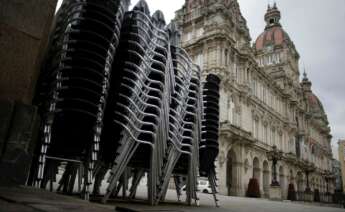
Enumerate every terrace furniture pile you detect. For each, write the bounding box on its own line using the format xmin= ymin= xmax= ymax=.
xmin=31 ymin=0 xmax=220 ymax=207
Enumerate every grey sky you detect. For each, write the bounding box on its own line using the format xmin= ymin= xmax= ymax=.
xmin=56 ymin=0 xmax=345 ymax=159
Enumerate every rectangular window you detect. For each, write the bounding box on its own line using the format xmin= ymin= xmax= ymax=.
xmin=277 ymin=53 xmax=281 ymax=63
xmin=254 ymin=120 xmax=259 ymax=138
xmin=187 ymin=32 xmax=193 ymax=40
xmin=195 ymin=52 xmax=204 ymax=69
xmin=264 ymin=126 xmax=268 ymax=143
xmin=196 ymin=28 xmax=204 ymax=37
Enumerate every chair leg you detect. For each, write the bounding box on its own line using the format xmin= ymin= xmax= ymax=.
xmin=208 ymin=171 xmax=219 ymax=207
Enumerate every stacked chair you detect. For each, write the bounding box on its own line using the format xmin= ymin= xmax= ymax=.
xmin=154 ymin=40 xmax=202 ymax=205
xmin=199 ymin=74 xmax=221 ymax=207
xmin=33 ymin=0 xmax=130 ymax=199
xmin=100 ymin=1 xmax=170 ymax=205
xmin=32 ymin=0 xmax=220 ymax=207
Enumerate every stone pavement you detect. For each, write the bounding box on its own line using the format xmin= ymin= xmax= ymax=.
xmin=0 ymin=186 xmax=114 ymax=212
xmin=114 ymin=190 xmax=344 ymax=212
xmin=0 ymin=186 xmax=343 ymax=212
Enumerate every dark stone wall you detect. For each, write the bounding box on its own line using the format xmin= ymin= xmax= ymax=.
xmin=0 ymin=0 xmax=57 ymax=104
xmin=0 ymin=101 xmax=15 ymax=157
xmin=0 ymin=0 xmax=57 ymax=185
xmin=0 ymin=102 xmax=40 ymax=186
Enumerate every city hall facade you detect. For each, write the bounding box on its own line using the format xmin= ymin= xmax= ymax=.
xmin=175 ymin=0 xmax=334 ymax=199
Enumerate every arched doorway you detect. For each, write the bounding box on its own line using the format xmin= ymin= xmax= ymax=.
xmin=253 ymin=157 xmax=260 ymax=183
xmin=263 ymin=161 xmax=270 ymax=197
xmin=226 ymin=149 xmax=237 ymax=196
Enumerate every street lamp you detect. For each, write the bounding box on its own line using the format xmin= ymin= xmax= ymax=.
xmin=322 ymin=171 xmax=333 ymax=194
xmin=302 ymin=161 xmax=316 ymax=192
xmin=267 ymin=145 xmax=283 ymax=186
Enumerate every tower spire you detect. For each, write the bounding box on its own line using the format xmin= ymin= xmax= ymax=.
xmin=302 ymin=63 xmax=309 ymax=81
xmin=301 ymin=66 xmax=312 ymax=91
xmin=264 ymin=2 xmax=281 ymax=29
xmin=303 ymin=69 xmax=308 ymax=80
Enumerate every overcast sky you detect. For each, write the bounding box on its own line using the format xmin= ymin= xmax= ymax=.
xmin=56 ymin=0 xmax=345 ymax=159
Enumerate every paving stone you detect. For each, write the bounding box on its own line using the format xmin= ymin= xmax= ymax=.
xmin=0 ymin=186 xmax=343 ymax=212
xmin=0 ymin=199 xmax=40 ymax=212
xmin=0 ymin=186 xmax=114 ymax=212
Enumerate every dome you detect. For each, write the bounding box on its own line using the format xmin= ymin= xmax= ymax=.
xmin=302 ymin=72 xmax=328 ymax=123
xmin=254 ymin=3 xmax=292 ymax=51
xmin=307 ymin=92 xmax=330 ymax=125
xmin=255 ymin=27 xmax=291 ymax=51
xmin=307 ymin=93 xmax=325 ymax=114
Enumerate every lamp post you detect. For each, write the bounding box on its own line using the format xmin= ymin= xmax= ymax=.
xmin=322 ymin=171 xmax=334 ymax=203
xmin=267 ymin=145 xmax=283 ymax=186
xmin=322 ymin=171 xmax=333 ymax=194
xmin=302 ymin=161 xmax=315 ymax=192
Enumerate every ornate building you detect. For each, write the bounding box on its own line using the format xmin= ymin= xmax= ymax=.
xmin=175 ymin=0 xmax=334 ymax=199
xmin=338 ymin=139 xmax=345 ymax=192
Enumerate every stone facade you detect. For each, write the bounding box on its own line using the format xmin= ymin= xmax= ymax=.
xmin=338 ymin=140 xmax=345 ymax=192
xmin=0 ymin=0 xmax=58 ymax=104
xmin=0 ymin=0 xmax=57 ymax=185
xmin=175 ymin=0 xmax=334 ymax=199
xmin=332 ymin=158 xmax=343 ymax=192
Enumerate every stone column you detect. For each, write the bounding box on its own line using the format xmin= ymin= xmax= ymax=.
xmin=233 ymin=161 xmax=244 ymax=196
xmin=216 ymin=157 xmax=227 ymax=195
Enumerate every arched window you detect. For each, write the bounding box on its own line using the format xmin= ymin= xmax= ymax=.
xmin=311 ymin=145 xmax=316 ymax=154
xmin=225 ymin=49 xmax=229 ymax=66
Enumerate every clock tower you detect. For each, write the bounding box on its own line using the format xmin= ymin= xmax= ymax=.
xmin=254 ymin=3 xmax=300 ymax=90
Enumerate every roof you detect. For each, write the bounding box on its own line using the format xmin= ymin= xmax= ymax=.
xmin=308 ymin=93 xmax=326 ymax=114
xmin=255 ymin=26 xmax=291 ymax=51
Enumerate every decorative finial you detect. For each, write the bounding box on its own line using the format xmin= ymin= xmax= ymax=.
xmin=264 ymin=0 xmax=281 ymax=28
xmin=303 ymin=65 xmax=309 ymax=81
